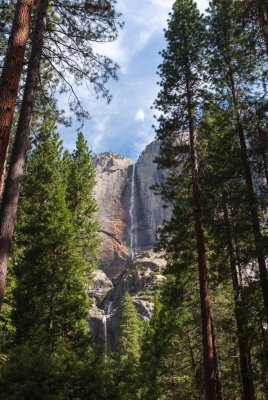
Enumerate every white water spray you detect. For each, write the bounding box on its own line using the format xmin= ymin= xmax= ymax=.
xmin=129 ymin=163 xmax=136 ymax=260
xmin=102 ymin=302 xmax=113 ymax=358
xmin=102 ymin=315 xmax=108 ymax=358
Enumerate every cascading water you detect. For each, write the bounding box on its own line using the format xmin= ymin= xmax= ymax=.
xmin=102 ymin=301 xmax=113 ymax=358
xmin=129 ymin=163 xmax=136 ymax=260
xmin=102 ymin=315 xmax=108 ymax=358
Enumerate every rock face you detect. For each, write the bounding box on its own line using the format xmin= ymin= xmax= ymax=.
xmin=93 ymin=141 xmax=171 ymax=278
xmin=135 ymin=140 xmax=172 ymax=250
xmin=93 ymin=152 xmax=133 ymax=279
xmin=90 ymin=140 xmax=171 ymax=351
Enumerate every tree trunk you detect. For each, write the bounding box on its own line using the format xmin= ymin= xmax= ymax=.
xmin=211 ymin=318 xmax=224 ymax=400
xmin=222 ymin=193 xmax=255 ymax=400
xmin=229 ymin=70 xmax=268 ymax=343
xmin=0 ymin=0 xmax=49 ymax=311
xmin=257 ymin=126 xmax=268 ymax=189
xmin=186 ymin=78 xmax=218 ymax=400
xmin=0 ymin=0 xmax=35 ymax=196
xmin=255 ymin=0 xmax=268 ymax=57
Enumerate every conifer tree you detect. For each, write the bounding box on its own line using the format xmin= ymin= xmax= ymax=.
xmin=14 ymin=123 xmax=92 ymax=343
xmin=0 ymin=121 xmax=94 ymax=398
xmin=116 ymin=291 xmax=143 ymax=400
xmin=198 ymin=104 xmax=258 ymax=399
xmin=65 ymin=132 xmax=99 ymax=263
xmin=0 ymin=0 xmax=49 ymax=312
xmin=0 ymin=0 xmax=35 ymax=196
xmin=0 ymin=0 xmax=121 ymax=310
xmin=0 ymin=0 xmax=122 ymax=191
xmin=207 ymin=0 xmax=268 ymax=364
xmin=250 ymin=0 xmax=268 ymax=56
xmin=117 ymin=292 xmax=143 ymax=363
xmin=154 ymin=1 xmax=220 ymax=398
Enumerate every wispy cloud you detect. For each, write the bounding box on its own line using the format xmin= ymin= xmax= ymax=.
xmin=60 ymin=0 xmax=209 ymax=159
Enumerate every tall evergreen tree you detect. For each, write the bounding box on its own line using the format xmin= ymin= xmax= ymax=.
xmin=0 ymin=0 xmax=35 ymax=196
xmin=65 ymin=132 xmax=99 ymax=263
xmin=115 ymin=291 xmax=143 ymax=400
xmin=0 ymin=0 xmax=49 ymax=312
xmin=207 ymin=0 xmax=268 ymax=366
xmin=198 ymin=103 xmax=259 ymax=399
xmin=0 ymin=0 xmax=121 ymax=310
xmin=117 ymin=292 xmax=143 ymax=362
xmin=154 ymin=1 xmax=221 ymax=398
xmin=0 ymin=122 xmax=95 ymax=398
xmin=0 ymin=0 xmax=122 ymax=190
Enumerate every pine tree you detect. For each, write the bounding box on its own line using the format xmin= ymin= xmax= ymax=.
xmin=198 ymin=103 xmax=259 ymax=399
xmin=65 ymin=132 xmax=99 ymax=263
xmin=207 ymin=0 xmax=268 ymax=369
xmin=154 ymin=1 xmax=221 ymax=398
xmin=0 ymin=121 xmax=94 ymax=398
xmin=0 ymin=0 xmax=35 ymax=196
xmin=0 ymin=0 xmax=49 ymax=312
xmin=251 ymin=0 xmax=268 ymax=56
xmin=115 ymin=291 xmax=143 ymax=400
xmin=0 ymin=0 xmax=122 ymax=191
xmin=117 ymin=292 xmax=143 ymax=362
xmin=0 ymin=0 xmax=121 ymax=310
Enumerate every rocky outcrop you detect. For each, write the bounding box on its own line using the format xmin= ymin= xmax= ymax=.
xmin=89 ymin=270 xmax=113 ymax=304
xmin=89 ymin=250 xmax=167 ymax=349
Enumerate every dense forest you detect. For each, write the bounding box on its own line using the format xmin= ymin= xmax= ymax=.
xmin=0 ymin=0 xmax=268 ymax=399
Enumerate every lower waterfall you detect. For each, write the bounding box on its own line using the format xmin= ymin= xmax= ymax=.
xmin=129 ymin=163 xmax=136 ymax=260
xmin=102 ymin=302 xmax=113 ymax=358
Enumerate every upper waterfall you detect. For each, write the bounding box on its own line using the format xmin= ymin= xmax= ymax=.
xmin=129 ymin=163 xmax=136 ymax=260
xmin=92 ymin=140 xmax=172 ymax=279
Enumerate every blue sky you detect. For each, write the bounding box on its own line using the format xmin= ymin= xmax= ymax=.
xmin=60 ymin=0 xmax=209 ymax=160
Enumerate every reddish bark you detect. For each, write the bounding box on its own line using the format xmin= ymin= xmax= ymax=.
xmin=186 ymin=78 xmax=218 ymax=400
xmin=229 ymin=70 xmax=268 ymax=329
xmin=0 ymin=0 xmax=35 ymax=196
xmin=0 ymin=0 xmax=49 ymax=310
xmin=255 ymin=0 xmax=268 ymax=57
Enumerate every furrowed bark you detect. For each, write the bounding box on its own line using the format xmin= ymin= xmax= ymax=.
xmin=186 ymin=77 xmax=219 ymax=400
xmin=229 ymin=70 xmax=268 ymax=341
xmin=0 ymin=0 xmax=35 ymax=196
xmin=255 ymin=0 xmax=268 ymax=57
xmin=0 ymin=0 xmax=49 ymax=311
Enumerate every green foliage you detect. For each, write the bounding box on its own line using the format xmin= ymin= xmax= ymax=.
xmin=13 ymin=123 xmax=91 ymax=344
xmin=117 ymin=292 xmax=143 ymax=363
xmin=0 ymin=339 xmax=94 ymax=400
xmin=148 ymin=0 xmax=268 ymax=398
xmin=0 ymin=118 xmax=100 ymax=398
xmin=113 ymin=292 xmax=143 ymax=400
xmin=154 ymin=0 xmax=206 ymax=171
xmin=65 ymin=132 xmax=100 ymax=264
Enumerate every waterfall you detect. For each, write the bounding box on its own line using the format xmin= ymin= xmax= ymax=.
xmin=102 ymin=301 xmax=113 ymax=358
xmin=129 ymin=163 xmax=136 ymax=260
xmin=102 ymin=315 xmax=108 ymax=359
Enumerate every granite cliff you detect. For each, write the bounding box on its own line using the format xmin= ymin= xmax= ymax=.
xmin=92 ymin=140 xmax=171 ymax=277
xmin=89 ymin=140 xmax=171 ymax=351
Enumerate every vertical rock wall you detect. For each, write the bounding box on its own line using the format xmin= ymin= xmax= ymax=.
xmin=93 ymin=152 xmax=133 ymax=279
xmin=135 ymin=140 xmax=172 ymax=250
xmin=93 ymin=140 xmax=171 ymax=279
